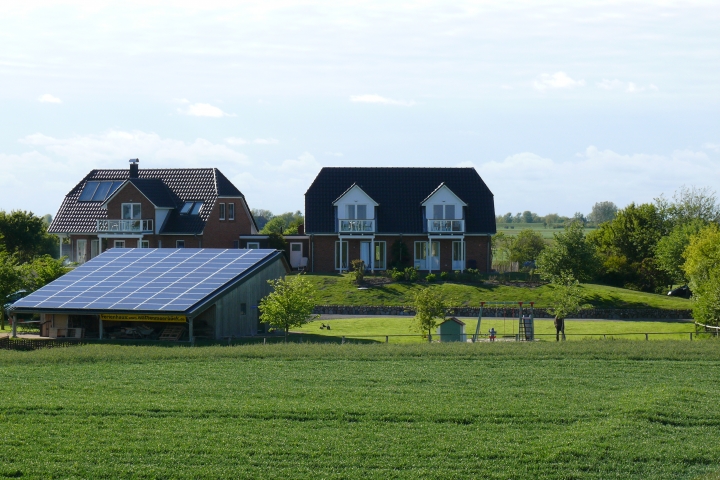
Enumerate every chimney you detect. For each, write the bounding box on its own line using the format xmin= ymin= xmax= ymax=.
xmin=129 ymin=158 xmax=139 ymax=178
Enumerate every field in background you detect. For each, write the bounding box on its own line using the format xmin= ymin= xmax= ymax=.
xmin=1 ymin=342 xmax=719 ymax=479
xmin=495 ymin=222 xmax=598 ymax=239
xmin=304 ymin=274 xmax=692 ymax=310
xmin=296 ymin=317 xmax=696 ymax=343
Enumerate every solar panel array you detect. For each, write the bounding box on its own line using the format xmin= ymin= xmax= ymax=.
xmin=13 ymin=248 xmax=277 ymax=313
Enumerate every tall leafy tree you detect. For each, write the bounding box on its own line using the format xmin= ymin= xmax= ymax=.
xmin=412 ymin=288 xmax=447 ymax=339
xmin=587 ymin=201 xmax=618 ymax=224
xmin=655 ymin=219 xmax=707 ymax=284
xmin=0 ymin=253 xmax=22 ymax=330
xmin=682 ymin=223 xmax=720 ymax=326
xmin=0 ymin=210 xmax=58 ymax=262
xmin=656 ymin=185 xmax=720 ymax=225
xmin=536 ymin=221 xmax=598 ymax=282
xmin=509 ymin=229 xmax=546 ymax=265
xmin=547 ymin=273 xmax=591 ymax=341
xmin=259 ymin=275 xmax=318 ymax=341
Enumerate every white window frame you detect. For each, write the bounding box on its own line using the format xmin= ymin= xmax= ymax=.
xmin=140 ymin=240 xmax=150 ymax=248
xmin=335 ymin=240 xmax=349 ymax=271
xmin=90 ymin=239 xmax=100 ymax=259
xmin=176 ymin=240 xmax=185 ymax=248
xmin=122 ymin=203 xmax=142 ymax=220
xmin=114 ymin=240 xmax=125 ymax=248
xmin=247 ymin=242 xmax=260 ymax=249
xmin=219 ymin=203 xmax=226 ymax=220
xmin=374 ymin=241 xmax=386 ymax=270
xmin=228 ymin=203 xmax=235 ymax=221
xmin=76 ymin=239 xmax=87 ymax=264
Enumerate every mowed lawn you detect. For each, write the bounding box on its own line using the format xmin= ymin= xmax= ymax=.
xmin=305 ymin=274 xmax=692 ymax=309
xmin=296 ymin=317 xmax=697 ymax=343
xmin=1 ymin=342 xmax=720 ymax=479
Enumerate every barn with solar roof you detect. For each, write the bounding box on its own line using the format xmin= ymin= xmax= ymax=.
xmin=8 ymin=248 xmax=289 ymax=342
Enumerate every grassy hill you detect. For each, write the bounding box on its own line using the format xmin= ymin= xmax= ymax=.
xmin=1 ymin=342 xmax=719 ymax=479
xmin=303 ymin=273 xmax=692 ymax=310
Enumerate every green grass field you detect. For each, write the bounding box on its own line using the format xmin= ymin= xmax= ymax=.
xmin=1 ymin=342 xmax=719 ymax=479
xmin=496 ymin=223 xmax=598 ymax=239
xmin=296 ymin=317 xmax=696 ymax=343
xmin=305 ymin=274 xmax=692 ymax=310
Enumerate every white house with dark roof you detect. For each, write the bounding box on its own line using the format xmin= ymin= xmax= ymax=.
xmin=49 ymin=159 xmax=258 ymax=264
xmin=301 ymin=167 xmax=496 ymax=273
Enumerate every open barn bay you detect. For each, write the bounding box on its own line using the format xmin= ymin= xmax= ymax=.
xmin=1 ymin=342 xmax=720 ymax=479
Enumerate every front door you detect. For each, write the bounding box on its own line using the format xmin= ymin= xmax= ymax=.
xmin=290 ymin=242 xmax=303 ymax=269
xmin=452 ymin=241 xmax=465 ymax=270
xmin=360 ymin=242 xmax=371 ymax=269
xmin=429 ymin=241 xmax=440 ymax=271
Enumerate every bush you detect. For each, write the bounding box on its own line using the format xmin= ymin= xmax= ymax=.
xmin=404 ymin=267 xmax=419 ymax=282
xmin=440 ymin=271 xmax=448 ymax=281
xmin=349 ymin=259 xmax=365 ymax=284
xmin=388 ymin=268 xmax=405 ymax=282
xmin=425 ymin=273 xmax=436 ymax=283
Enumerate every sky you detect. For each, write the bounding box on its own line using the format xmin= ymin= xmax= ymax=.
xmin=1 ymin=0 xmax=719 ymax=218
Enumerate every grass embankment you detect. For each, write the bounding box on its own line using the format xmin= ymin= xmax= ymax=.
xmin=297 ymin=317 xmax=696 ymax=343
xmin=305 ymin=274 xmax=692 ymax=309
xmin=1 ymin=342 xmax=719 ymax=479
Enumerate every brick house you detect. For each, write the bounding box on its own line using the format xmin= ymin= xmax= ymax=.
xmin=302 ymin=167 xmax=496 ymax=273
xmin=48 ymin=159 xmax=258 ymax=263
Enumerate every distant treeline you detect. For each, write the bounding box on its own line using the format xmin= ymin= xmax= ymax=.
xmin=496 ymin=201 xmax=618 ymax=226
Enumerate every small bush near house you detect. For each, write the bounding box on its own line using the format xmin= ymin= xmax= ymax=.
xmin=404 ymin=267 xmax=419 ymax=282
xmin=440 ymin=271 xmax=449 ymax=281
xmin=388 ymin=268 xmax=405 ymax=282
xmin=350 ymin=259 xmax=365 ymax=284
xmin=425 ymin=273 xmax=436 ymax=283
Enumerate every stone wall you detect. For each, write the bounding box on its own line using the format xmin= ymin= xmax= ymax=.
xmin=313 ymin=305 xmax=693 ymax=320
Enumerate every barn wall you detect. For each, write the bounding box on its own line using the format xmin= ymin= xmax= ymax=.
xmin=213 ymin=257 xmax=288 ymax=338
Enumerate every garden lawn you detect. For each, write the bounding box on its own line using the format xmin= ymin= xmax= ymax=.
xmin=305 ymin=274 xmax=692 ymax=309
xmin=296 ymin=317 xmax=696 ymax=343
xmin=1 ymin=342 xmax=720 ymax=479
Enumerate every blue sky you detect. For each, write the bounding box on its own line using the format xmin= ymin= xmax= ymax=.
xmin=1 ymin=0 xmax=719 ymax=217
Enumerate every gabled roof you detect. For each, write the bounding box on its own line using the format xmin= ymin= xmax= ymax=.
xmin=332 ymin=183 xmax=379 ymax=206
xmin=10 ymin=248 xmax=288 ymax=316
xmin=104 ymin=178 xmax=178 ymax=209
xmin=421 ymin=182 xmax=467 ymax=207
xmin=305 ymin=167 xmax=496 ymax=234
xmin=49 ymin=168 xmax=244 ymax=234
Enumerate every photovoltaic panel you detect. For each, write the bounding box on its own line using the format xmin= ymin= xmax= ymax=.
xmin=12 ymin=248 xmax=279 ymax=313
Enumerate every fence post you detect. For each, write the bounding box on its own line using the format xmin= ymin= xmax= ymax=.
xmin=690 ymin=332 xmax=693 ymax=341
xmin=645 ymin=333 xmax=648 ymax=341
xmin=342 ymin=336 xmax=345 ymax=345
xmin=263 ymin=337 xmax=266 ymax=345
xmin=385 ymin=335 xmax=389 ymax=343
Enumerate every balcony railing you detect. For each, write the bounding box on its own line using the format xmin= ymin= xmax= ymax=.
xmin=428 ymin=219 xmax=465 ymax=233
xmin=97 ymin=219 xmax=154 ymax=233
xmin=339 ymin=219 xmax=375 ymax=233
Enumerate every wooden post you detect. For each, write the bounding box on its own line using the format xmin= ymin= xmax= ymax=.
xmin=385 ymin=335 xmax=389 ymax=343
xmin=645 ymin=333 xmax=648 ymax=341
xmin=11 ymin=314 xmax=17 ymax=339
xmin=341 ymin=336 xmax=345 ymax=344
xmin=99 ymin=318 xmax=104 ymax=340
xmin=188 ymin=317 xmax=194 ymax=344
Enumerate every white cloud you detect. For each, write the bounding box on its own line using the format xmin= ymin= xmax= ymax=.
xmin=533 ymin=72 xmax=585 ymax=92
xmin=37 ymin=94 xmax=61 ymax=103
xmin=464 ymin=146 xmax=720 ymax=215
xmin=704 ymin=143 xmax=720 ymax=153
xmin=253 ymin=138 xmax=278 ymax=145
xmin=178 ymin=102 xmax=235 ymax=117
xmin=349 ymin=94 xmax=415 ymax=106
xmin=596 ymin=79 xmax=660 ymax=93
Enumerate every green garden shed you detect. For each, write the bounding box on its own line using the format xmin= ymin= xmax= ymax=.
xmin=436 ymin=317 xmax=466 ymax=342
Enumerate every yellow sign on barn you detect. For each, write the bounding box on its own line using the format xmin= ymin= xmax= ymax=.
xmin=100 ymin=314 xmax=187 ymax=323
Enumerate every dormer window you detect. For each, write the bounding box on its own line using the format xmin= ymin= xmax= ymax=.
xmin=433 ymin=204 xmax=455 ymax=219
xmin=346 ymin=204 xmax=367 ymax=219
xmin=79 ymin=181 xmax=123 ymax=202
xmin=181 ymin=201 xmax=203 ymax=215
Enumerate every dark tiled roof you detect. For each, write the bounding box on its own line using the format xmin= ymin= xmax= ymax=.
xmin=304 ymin=167 xmax=496 ymax=234
xmin=125 ymin=179 xmax=177 ymax=208
xmin=49 ymin=168 xmax=244 ymax=234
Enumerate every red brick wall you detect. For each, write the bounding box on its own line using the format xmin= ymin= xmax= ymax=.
xmin=465 ymin=236 xmax=491 ymax=272
xmin=202 ymin=198 xmax=254 ymax=248
xmin=106 ymin=184 xmax=155 ymax=221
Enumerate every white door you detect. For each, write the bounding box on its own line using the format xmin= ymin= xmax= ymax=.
xmin=429 ymin=241 xmax=440 ymax=271
xmin=452 ymin=241 xmax=465 ymax=270
xmin=360 ymin=242 xmax=371 ymax=269
xmin=76 ymin=239 xmax=87 ymax=264
xmin=290 ymin=243 xmax=303 ymax=269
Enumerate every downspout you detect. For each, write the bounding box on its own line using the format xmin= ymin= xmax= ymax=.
xmin=311 ymin=234 xmax=314 ymax=273
xmin=487 ymin=235 xmax=491 ymax=272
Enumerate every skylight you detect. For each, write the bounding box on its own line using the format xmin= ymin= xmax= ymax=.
xmin=181 ymin=201 xmax=203 ymax=215
xmin=78 ymin=181 xmax=124 ymax=202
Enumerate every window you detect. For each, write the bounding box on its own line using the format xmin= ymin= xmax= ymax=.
xmin=433 ymin=204 xmax=456 ymax=219
xmin=76 ymin=239 xmax=87 ymax=264
xmin=180 ymin=202 xmax=193 ymax=214
xmin=240 ymin=303 xmax=247 ymax=315
xmin=346 ymin=204 xmax=367 ymax=219
xmin=180 ymin=201 xmax=203 ymax=215
xmin=78 ymin=181 xmax=123 ymax=202
xmin=374 ymin=241 xmax=386 ymax=270
xmin=122 ymin=203 xmax=141 ymax=220
xmin=219 ymin=203 xmax=226 ymax=220
xmin=247 ymin=242 xmax=260 ymax=249
xmin=140 ymin=240 xmax=150 ymax=248
xmin=190 ymin=202 xmax=203 ymax=215
xmin=291 ymin=243 xmax=301 ymax=252
xmin=228 ymin=203 xmax=235 ymax=220
xmin=114 ymin=240 xmax=125 ymax=248
xmin=335 ymin=240 xmax=348 ymax=270
xmin=414 ymin=241 xmax=427 ymax=261
xmin=90 ymin=239 xmax=100 ymax=259
xmin=176 ymin=240 xmax=185 ymax=248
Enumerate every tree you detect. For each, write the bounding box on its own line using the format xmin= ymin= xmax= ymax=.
xmin=546 ymin=273 xmax=590 ymax=341
xmin=21 ymin=255 xmax=71 ymax=293
xmin=509 ymin=229 xmax=546 ymax=266
xmin=522 ymin=211 xmax=534 ymax=223
xmin=587 ymin=201 xmax=618 ymax=224
xmin=251 ymin=209 xmax=274 ymax=230
xmin=259 ymin=275 xmax=318 ymax=341
xmin=412 ymin=288 xmax=447 ymax=339
xmin=682 ymin=224 xmax=720 ymax=326
xmin=390 ymin=240 xmax=410 ymax=268
xmin=501 ymin=212 xmax=513 ymax=223
xmin=656 ymin=185 xmax=720 ymax=225
xmin=573 ymin=212 xmax=587 ymax=226
xmin=0 ymin=253 xmax=22 ymax=330
xmin=491 ymin=232 xmax=513 ymax=271
xmin=0 ymin=210 xmax=58 ymax=262
xmin=536 ymin=221 xmax=598 ymax=282
xmin=655 ymin=219 xmax=707 ymax=284
xmin=259 ymin=211 xmax=304 ymax=235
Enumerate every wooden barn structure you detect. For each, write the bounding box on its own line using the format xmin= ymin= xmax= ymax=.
xmin=9 ymin=248 xmax=289 ymax=342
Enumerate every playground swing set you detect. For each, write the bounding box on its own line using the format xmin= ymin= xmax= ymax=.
xmin=472 ymin=301 xmax=535 ymax=342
